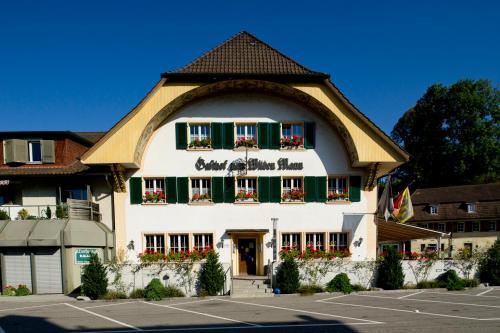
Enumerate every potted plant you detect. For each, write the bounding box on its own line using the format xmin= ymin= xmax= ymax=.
xmin=235 ymin=137 xmax=257 ymax=148
xmin=143 ymin=191 xmax=166 ymax=203
xmin=191 ymin=193 xmax=211 ymax=202
xmin=282 ymin=189 xmax=305 ymax=202
xmin=235 ymin=190 xmax=258 ymax=202
xmin=280 ymin=135 xmax=303 ymax=148
xmin=189 ymin=138 xmax=211 ymax=149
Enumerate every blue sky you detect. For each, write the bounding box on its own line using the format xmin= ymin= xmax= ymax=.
xmin=0 ymin=0 xmax=498 ymax=134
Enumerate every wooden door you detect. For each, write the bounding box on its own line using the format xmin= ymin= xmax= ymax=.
xmin=238 ymin=238 xmax=257 ymax=275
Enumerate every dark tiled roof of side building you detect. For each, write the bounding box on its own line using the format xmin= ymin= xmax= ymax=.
xmin=73 ymin=132 xmax=106 ymax=145
xmin=412 ymin=183 xmax=500 ymax=205
xmin=163 ymin=31 xmax=329 ymax=80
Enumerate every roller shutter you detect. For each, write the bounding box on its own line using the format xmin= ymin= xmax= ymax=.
xmin=3 ymin=250 xmax=32 ymax=290
xmin=34 ymin=248 xmax=62 ymax=294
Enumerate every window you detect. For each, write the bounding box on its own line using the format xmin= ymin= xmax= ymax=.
xmin=143 ymin=178 xmax=166 ymax=203
xmin=437 ymin=223 xmax=446 ymax=232
xmin=191 ymin=178 xmax=211 ymax=202
xmin=170 ymin=234 xmax=189 ymax=253
xmin=466 ymin=203 xmax=476 ymax=213
xmin=145 ymin=234 xmax=165 ymax=254
xmin=236 ymin=178 xmax=258 ymax=202
xmin=193 ymin=234 xmax=213 ymax=251
xmin=429 ymin=205 xmax=439 ymax=215
xmin=189 ymin=124 xmax=211 ymax=148
xmin=487 ymin=221 xmax=497 ymax=232
xmin=472 ymin=221 xmax=480 ymax=232
xmin=329 ymin=233 xmax=348 ymax=251
xmin=421 ymin=223 xmax=429 ymax=229
xmin=62 ymin=188 xmax=88 ymax=202
xmin=281 ymin=123 xmax=303 ymax=148
xmin=305 ymin=233 xmax=324 ymax=251
xmin=28 ymin=140 xmax=42 ymax=163
xmin=281 ymin=233 xmax=301 ymax=251
xmin=235 ymin=124 xmax=257 ymax=148
xmin=457 ymin=222 xmax=465 ymax=232
xmin=327 ymin=177 xmax=348 ymax=201
xmin=426 ymin=244 xmax=437 ymax=252
xmin=282 ymin=177 xmax=304 ymax=202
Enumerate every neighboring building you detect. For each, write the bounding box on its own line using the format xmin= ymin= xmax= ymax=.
xmin=0 ymin=131 xmax=114 ymax=294
xmin=408 ymin=183 xmax=500 ymax=256
xmin=81 ymin=30 xmax=409 ymax=282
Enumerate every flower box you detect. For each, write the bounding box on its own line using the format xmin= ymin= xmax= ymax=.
xmin=282 ymin=189 xmax=305 ymax=202
xmin=235 ymin=190 xmax=258 ymax=202
xmin=280 ymin=136 xmax=303 ymax=148
xmin=235 ymin=137 xmax=257 ymax=148
xmin=327 ymin=192 xmax=349 ymax=202
xmin=191 ymin=193 xmax=211 ymax=202
xmin=188 ymin=138 xmax=211 ymax=149
xmin=143 ymin=191 xmax=166 ymax=203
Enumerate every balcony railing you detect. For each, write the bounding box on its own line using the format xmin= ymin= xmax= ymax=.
xmin=0 ymin=199 xmax=100 ymax=222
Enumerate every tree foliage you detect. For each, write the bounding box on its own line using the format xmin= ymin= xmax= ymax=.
xmin=377 ymin=247 xmax=404 ymax=290
xmin=391 ymin=79 xmax=499 ymax=188
xmin=479 ymin=240 xmax=500 ymax=285
xmin=81 ymin=253 xmax=108 ymax=300
xmin=276 ymin=256 xmax=300 ymax=294
xmin=198 ymin=251 xmax=225 ymax=296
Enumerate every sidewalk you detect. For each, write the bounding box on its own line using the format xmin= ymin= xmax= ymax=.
xmin=0 ymin=294 xmax=77 ymax=303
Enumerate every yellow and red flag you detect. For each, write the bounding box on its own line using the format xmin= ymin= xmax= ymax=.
xmin=393 ymin=187 xmax=414 ymax=223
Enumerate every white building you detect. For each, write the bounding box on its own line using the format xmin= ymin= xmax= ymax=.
xmin=81 ymin=32 xmax=408 ymax=278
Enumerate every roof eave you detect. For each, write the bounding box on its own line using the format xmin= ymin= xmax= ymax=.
xmin=161 ymin=72 xmax=330 ymax=83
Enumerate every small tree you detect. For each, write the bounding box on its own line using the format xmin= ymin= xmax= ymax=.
xmin=81 ymin=253 xmax=108 ymax=299
xmin=377 ymin=247 xmax=404 ymax=290
xmin=276 ymin=256 xmax=300 ymax=294
xmin=198 ymin=251 xmax=225 ymax=296
xmin=479 ymin=241 xmax=500 ymax=285
xmin=45 ymin=206 xmax=52 ymax=219
xmin=437 ymin=269 xmax=464 ymax=291
xmin=326 ymin=273 xmax=352 ymax=294
xmin=144 ymin=278 xmax=166 ymax=301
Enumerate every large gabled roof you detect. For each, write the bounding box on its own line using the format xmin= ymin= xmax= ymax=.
xmin=163 ymin=31 xmax=329 ymax=81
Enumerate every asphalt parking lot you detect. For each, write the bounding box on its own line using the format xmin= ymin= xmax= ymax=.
xmin=0 ymin=288 xmax=499 ymax=333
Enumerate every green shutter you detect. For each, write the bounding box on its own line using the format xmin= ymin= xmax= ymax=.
xmin=316 ymin=176 xmax=327 ymax=202
xmin=211 ymin=123 xmax=223 ymax=149
xmin=257 ymin=123 xmax=269 ymax=149
xmin=270 ymin=176 xmax=282 ymax=203
xmin=304 ymin=122 xmax=316 ymax=149
xmin=349 ymin=176 xmax=361 ymax=202
xmin=177 ymin=177 xmax=189 ymax=203
xmin=269 ymin=123 xmax=281 ymax=149
xmin=129 ymin=177 xmax=143 ymax=204
xmin=212 ymin=177 xmax=224 ymax=203
xmin=175 ymin=123 xmax=188 ymax=149
xmin=304 ymin=176 xmax=317 ymax=202
xmin=258 ymin=177 xmax=270 ymax=202
xmin=166 ymin=177 xmax=177 ymax=203
xmin=224 ymin=177 xmax=235 ymax=203
xmin=223 ymin=123 xmax=235 ymax=149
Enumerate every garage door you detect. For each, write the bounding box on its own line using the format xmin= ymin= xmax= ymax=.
xmin=3 ymin=250 xmax=32 ymax=290
xmin=35 ymin=248 xmax=62 ymax=294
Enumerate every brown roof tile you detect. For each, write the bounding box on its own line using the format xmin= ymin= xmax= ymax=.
xmin=163 ymin=31 xmax=328 ymax=79
xmin=412 ymin=183 xmax=500 ymax=204
xmin=0 ymin=161 xmax=89 ymax=176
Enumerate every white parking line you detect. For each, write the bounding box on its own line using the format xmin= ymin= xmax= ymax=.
xmin=423 ymin=291 xmax=500 ymax=299
xmin=398 ymin=291 xmax=424 ymax=299
xmin=0 ymin=302 xmax=65 ymax=313
xmin=64 ymin=303 xmax=142 ymax=331
xmin=142 ymin=301 xmax=261 ymax=327
xmin=315 ymin=294 xmax=348 ymax=302
xmin=217 ymin=298 xmax=383 ymax=324
xmin=85 ymin=301 xmax=141 ymax=309
xmin=354 ymin=293 xmax=500 ymax=309
xmin=477 ymin=288 xmax=494 ymax=296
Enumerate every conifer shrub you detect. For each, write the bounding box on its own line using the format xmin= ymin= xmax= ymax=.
xmin=198 ymin=251 xmax=225 ymax=296
xmin=326 ymin=273 xmax=353 ymax=294
xmin=0 ymin=210 xmax=10 ymax=220
xmin=377 ymin=247 xmax=404 ymax=290
xmin=276 ymin=256 xmax=300 ymax=294
xmin=81 ymin=253 xmax=108 ymax=300
xmin=144 ymin=278 xmax=166 ymax=301
xmin=479 ymin=240 xmax=500 ymax=285
xmin=437 ymin=269 xmax=465 ymax=291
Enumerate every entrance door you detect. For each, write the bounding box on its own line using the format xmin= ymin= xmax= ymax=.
xmin=238 ymin=238 xmax=256 ymax=275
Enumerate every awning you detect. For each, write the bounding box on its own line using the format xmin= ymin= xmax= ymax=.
xmin=225 ymin=229 xmax=269 ymax=235
xmin=28 ymin=220 xmax=67 ymax=246
xmin=378 ymin=220 xmax=449 ymax=242
xmin=0 ymin=220 xmax=37 ymax=246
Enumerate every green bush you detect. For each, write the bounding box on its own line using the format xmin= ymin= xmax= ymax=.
xmin=479 ymin=240 xmax=500 ymax=285
xmin=15 ymin=284 xmax=31 ymax=296
xmin=2 ymin=286 xmax=17 ymax=296
xmin=198 ymin=251 xmax=225 ymax=296
xmin=276 ymin=256 xmax=300 ymax=294
xmin=45 ymin=206 xmax=52 ymax=219
xmin=416 ymin=280 xmax=441 ymax=289
xmin=298 ymin=284 xmax=324 ymax=295
xmin=144 ymin=278 xmax=166 ymax=301
xmin=129 ymin=288 xmax=145 ymax=299
xmin=326 ymin=273 xmax=352 ymax=294
xmin=164 ymin=285 xmax=185 ymax=298
xmin=102 ymin=291 xmax=127 ymax=300
xmin=377 ymin=247 xmax=405 ymax=290
xmin=437 ymin=270 xmax=465 ymax=291
xmin=351 ymin=284 xmax=368 ymax=292
xmin=463 ymin=278 xmax=480 ymax=288
xmin=17 ymin=209 xmax=29 ymax=220
xmin=0 ymin=210 xmax=10 ymax=220
xmin=81 ymin=253 xmax=108 ymax=300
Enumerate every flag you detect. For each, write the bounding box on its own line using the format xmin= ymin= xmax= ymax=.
xmin=377 ymin=176 xmax=394 ymax=221
xmin=393 ymin=187 xmax=414 ymax=223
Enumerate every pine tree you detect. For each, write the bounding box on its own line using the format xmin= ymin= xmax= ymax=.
xmin=276 ymin=256 xmax=300 ymax=294
xmin=199 ymin=251 xmax=225 ymax=296
xmin=480 ymin=240 xmax=500 ymax=285
xmin=377 ymin=247 xmax=404 ymax=290
xmin=81 ymin=253 xmax=108 ymax=299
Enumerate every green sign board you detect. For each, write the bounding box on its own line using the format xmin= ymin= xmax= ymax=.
xmin=75 ymin=248 xmax=98 ymax=264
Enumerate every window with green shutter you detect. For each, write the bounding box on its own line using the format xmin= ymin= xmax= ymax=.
xmin=224 ymin=177 xmax=235 ymax=203
xmin=129 ymin=177 xmax=143 ymax=204
xmin=270 ymin=176 xmax=282 ymax=202
xmin=304 ymin=122 xmax=316 ymax=149
xmin=316 ymin=176 xmax=327 ymax=202
xmin=258 ymin=177 xmax=270 ymax=202
xmin=269 ymin=123 xmax=281 ymax=149
xmin=349 ymin=176 xmax=361 ymax=202
xmin=177 ymin=177 xmax=189 ymax=203
xmin=257 ymin=123 xmax=269 ymax=149
xmin=211 ymin=177 xmax=224 ymax=203
xmin=211 ymin=123 xmax=223 ymax=149
xmin=175 ymin=123 xmax=188 ymax=149
xmin=165 ymin=177 xmax=177 ymax=203
xmin=223 ymin=123 xmax=235 ymax=149
xmin=304 ymin=176 xmax=317 ymax=202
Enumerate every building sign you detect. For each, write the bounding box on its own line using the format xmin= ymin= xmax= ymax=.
xmin=0 ymin=180 xmax=10 ymax=186
xmin=75 ymin=248 xmax=98 ymax=264
xmin=194 ymin=157 xmax=303 ymax=172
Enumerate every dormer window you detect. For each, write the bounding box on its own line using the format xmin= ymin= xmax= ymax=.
xmin=429 ymin=204 xmax=439 ymax=215
xmin=466 ymin=203 xmax=476 ymax=213
xmin=28 ymin=140 xmax=42 ymax=163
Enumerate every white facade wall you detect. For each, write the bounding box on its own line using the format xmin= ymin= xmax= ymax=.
xmin=125 ymin=94 xmax=375 ymax=267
